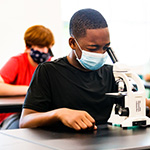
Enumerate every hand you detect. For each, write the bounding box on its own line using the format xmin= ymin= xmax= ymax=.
xmin=57 ymin=108 xmax=97 ymax=131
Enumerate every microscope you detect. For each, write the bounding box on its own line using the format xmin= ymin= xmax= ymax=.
xmin=106 ymin=47 xmax=150 ymax=128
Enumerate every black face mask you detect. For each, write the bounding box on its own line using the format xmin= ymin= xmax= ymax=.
xmin=30 ymin=48 xmax=53 ymax=64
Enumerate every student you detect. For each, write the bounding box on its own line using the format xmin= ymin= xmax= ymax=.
xmin=144 ymin=74 xmax=150 ymax=114
xmin=0 ymin=25 xmax=54 ymax=129
xmin=144 ymin=74 xmax=150 ymax=82
xmin=20 ymin=8 xmax=149 ymax=131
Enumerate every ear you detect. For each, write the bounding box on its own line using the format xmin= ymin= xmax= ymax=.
xmin=69 ymin=37 xmax=76 ymax=49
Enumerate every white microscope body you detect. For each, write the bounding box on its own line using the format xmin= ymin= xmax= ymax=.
xmin=106 ymin=48 xmax=150 ymax=127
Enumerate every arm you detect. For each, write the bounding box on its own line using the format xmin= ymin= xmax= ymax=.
xmin=19 ymin=108 xmax=97 ymax=131
xmin=19 ymin=64 xmax=96 ymax=131
xmin=0 ymin=75 xmax=28 ymax=96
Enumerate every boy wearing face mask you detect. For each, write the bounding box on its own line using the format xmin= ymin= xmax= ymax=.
xmin=19 ymin=8 xmax=129 ymax=131
xmin=0 ymin=25 xmax=54 ymax=128
xmin=20 ymin=8 xmax=117 ymax=131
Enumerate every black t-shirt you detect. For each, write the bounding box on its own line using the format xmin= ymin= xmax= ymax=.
xmin=23 ymin=57 xmax=117 ymax=124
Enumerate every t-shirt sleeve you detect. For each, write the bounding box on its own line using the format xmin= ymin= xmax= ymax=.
xmin=23 ymin=63 xmax=52 ymax=112
xmin=0 ymin=57 xmax=19 ymax=83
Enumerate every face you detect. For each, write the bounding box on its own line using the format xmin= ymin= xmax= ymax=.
xmin=27 ymin=45 xmax=52 ymax=66
xmin=31 ymin=45 xmax=49 ymax=53
xmin=72 ymin=28 xmax=110 ymax=59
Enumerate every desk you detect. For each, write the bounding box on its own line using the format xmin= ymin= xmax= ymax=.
xmin=0 ymin=96 xmax=25 ymax=113
xmin=0 ymin=124 xmax=150 ymax=150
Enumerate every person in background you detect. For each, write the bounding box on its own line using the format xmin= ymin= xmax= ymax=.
xmin=144 ymin=74 xmax=150 ymax=82
xmin=144 ymin=74 xmax=150 ymax=115
xmin=20 ymin=8 xmax=150 ymax=131
xmin=0 ymin=25 xmax=55 ymax=129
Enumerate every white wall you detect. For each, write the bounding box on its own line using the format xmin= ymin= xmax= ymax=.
xmin=0 ymin=0 xmax=62 ymax=68
xmin=1 ymin=0 xmax=150 ymax=75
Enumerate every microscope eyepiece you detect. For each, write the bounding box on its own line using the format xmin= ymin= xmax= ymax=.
xmin=106 ymin=47 xmax=118 ymax=63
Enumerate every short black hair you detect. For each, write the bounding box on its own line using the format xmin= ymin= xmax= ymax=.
xmin=69 ymin=8 xmax=108 ymax=39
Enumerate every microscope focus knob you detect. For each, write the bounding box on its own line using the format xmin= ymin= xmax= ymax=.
xmin=115 ymin=105 xmax=129 ymax=116
xmin=118 ymin=107 xmax=129 ymax=116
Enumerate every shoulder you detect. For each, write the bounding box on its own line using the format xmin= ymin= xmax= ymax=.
xmin=34 ymin=57 xmax=67 ymax=73
xmin=9 ymin=53 xmax=28 ymax=62
xmin=101 ymin=64 xmax=113 ymax=72
xmin=45 ymin=56 xmax=68 ymax=65
xmin=10 ymin=53 xmax=26 ymax=58
xmin=39 ymin=56 xmax=69 ymax=70
xmin=96 ymin=64 xmax=114 ymax=79
xmin=0 ymin=53 xmax=26 ymax=68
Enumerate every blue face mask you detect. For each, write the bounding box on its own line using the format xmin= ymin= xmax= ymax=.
xmin=74 ymin=39 xmax=108 ymax=70
xmin=30 ymin=48 xmax=51 ymax=64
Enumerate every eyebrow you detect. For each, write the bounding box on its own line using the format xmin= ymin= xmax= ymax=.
xmin=87 ymin=42 xmax=111 ymax=47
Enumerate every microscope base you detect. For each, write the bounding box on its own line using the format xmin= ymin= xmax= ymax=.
xmin=108 ymin=115 xmax=150 ymax=127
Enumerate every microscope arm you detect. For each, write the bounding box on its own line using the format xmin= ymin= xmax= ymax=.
xmin=106 ymin=47 xmax=150 ymax=127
